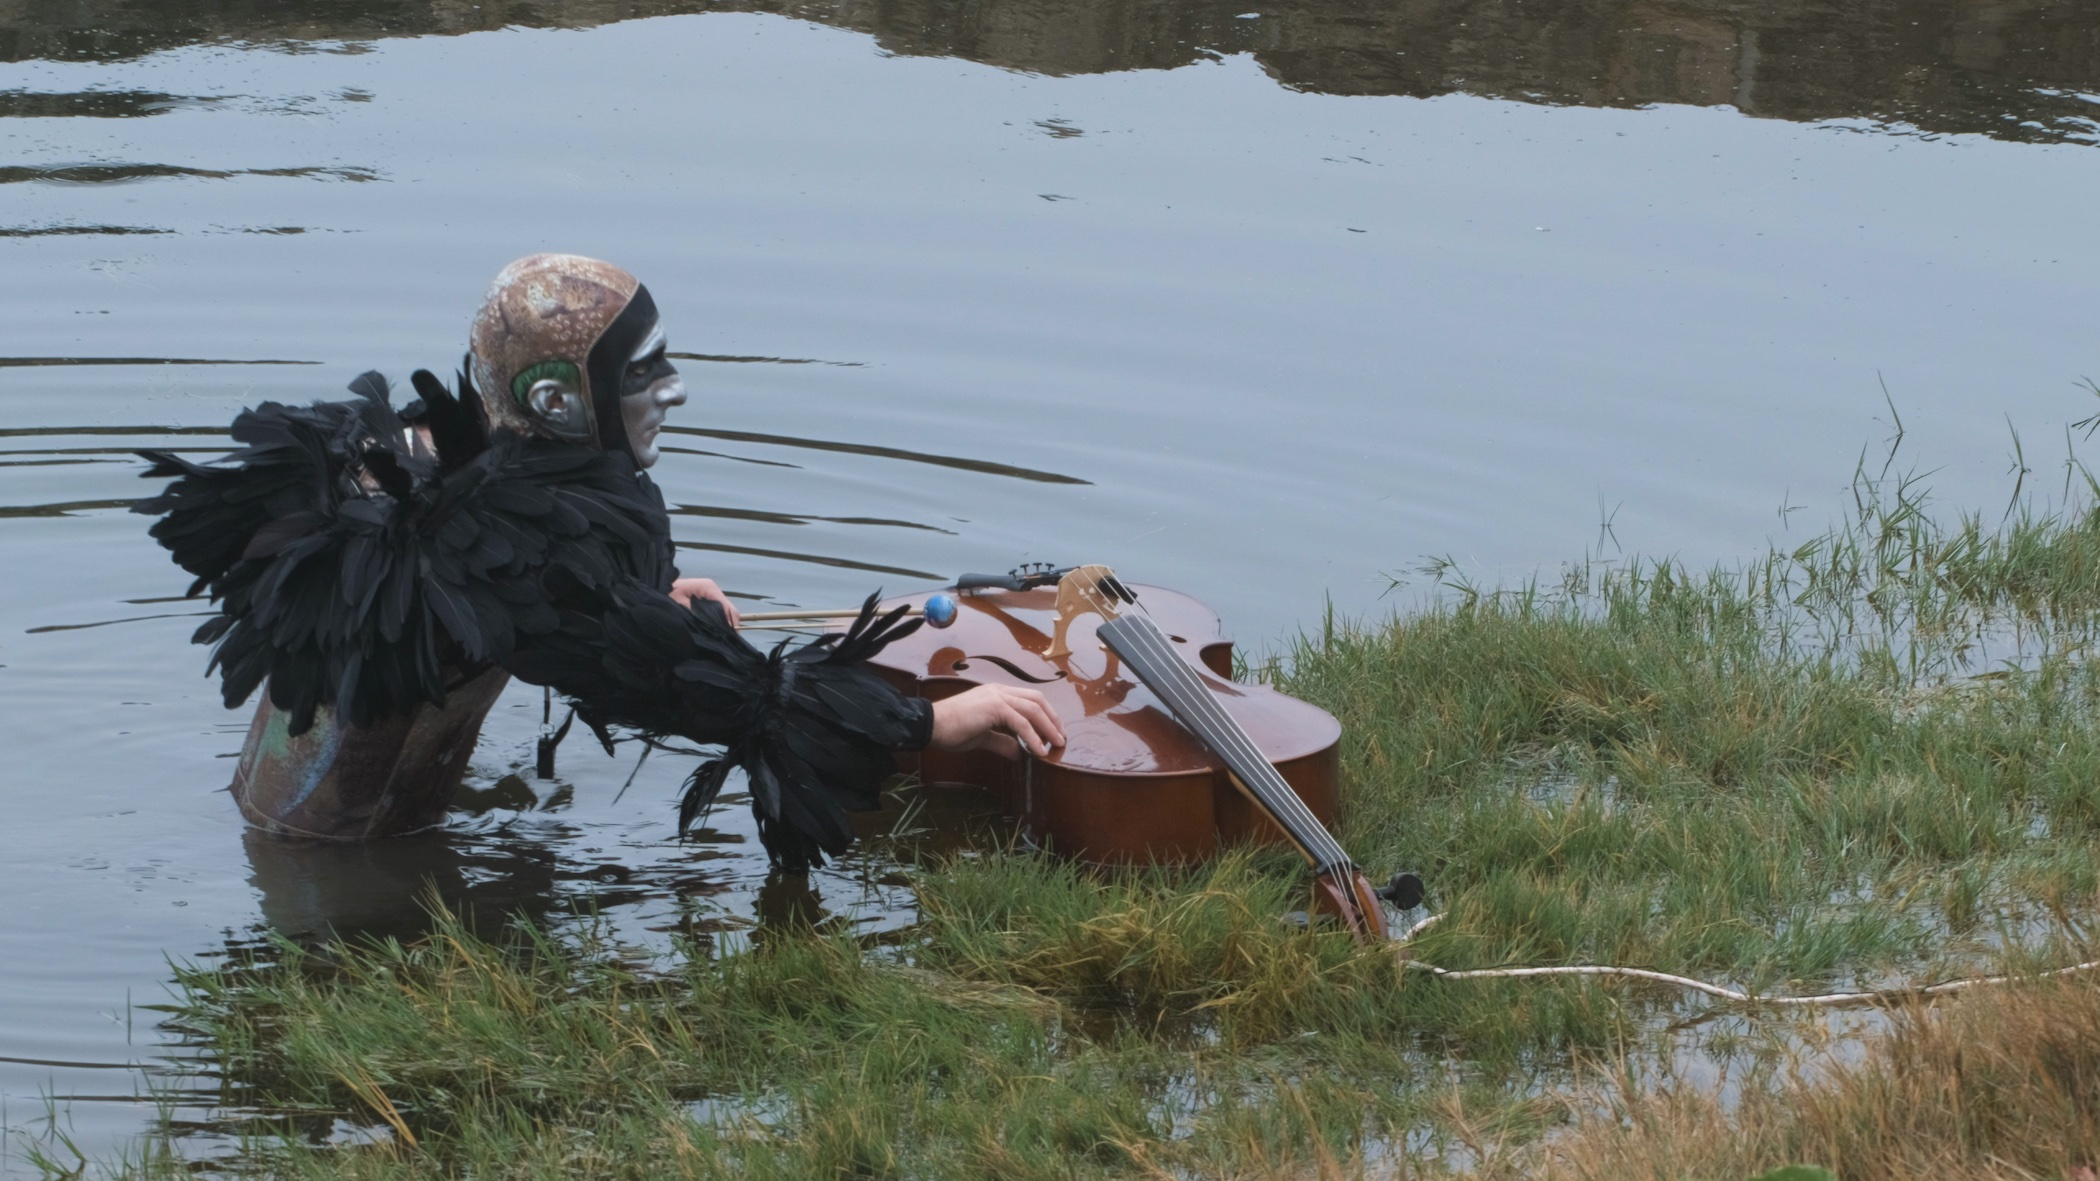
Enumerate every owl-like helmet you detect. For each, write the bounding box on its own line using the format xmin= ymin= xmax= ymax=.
xmin=467 ymin=253 xmax=684 ymax=467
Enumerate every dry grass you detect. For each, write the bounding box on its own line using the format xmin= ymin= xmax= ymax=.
xmin=1494 ymin=977 xmax=2100 ymax=1181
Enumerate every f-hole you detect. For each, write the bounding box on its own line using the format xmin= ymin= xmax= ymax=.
xmin=958 ymin=654 xmax=1065 ymax=684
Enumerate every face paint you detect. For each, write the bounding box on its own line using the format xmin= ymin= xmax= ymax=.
xmin=622 ymin=375 xmax=685 ymax=469
xmin=617 ymin=320 xmax=684 ymax=469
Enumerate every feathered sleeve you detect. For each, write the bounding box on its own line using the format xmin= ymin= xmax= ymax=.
xmin=133 ymin=370 xmax=673 ymax=736
xmin=504 ymin=581 xmax=932 ymax=872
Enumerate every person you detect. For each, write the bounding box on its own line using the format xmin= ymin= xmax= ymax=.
xmin=137 ymin=253 xmax=1061 ymax=867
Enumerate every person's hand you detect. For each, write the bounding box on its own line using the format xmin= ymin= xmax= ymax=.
xmin=929 ymin=684 xmax=1065 ymax=759
xmin=669 ymin=577 xmax=740 ymax=626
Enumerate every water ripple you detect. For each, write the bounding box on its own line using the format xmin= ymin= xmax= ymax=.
xmin=0 ymin=359 xmax=315 ymax=369
xmin=662 ymin=425 xmax=1088 ymax=485
xmin=673 ymin=539 xmax=943 ymax=581
xmin=0 ymin=163 xmax=380 ymax=185
xmin=0 ymin=498 xmax=139 ymax=518
xmin=667 ymin=502 xmax=956 ymax=534
xmin=0 ymin=224 xmax=173 ymax=237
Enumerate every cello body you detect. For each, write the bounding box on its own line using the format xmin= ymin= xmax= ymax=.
xmin=858 ymin=584 xmax=1342 ymax=866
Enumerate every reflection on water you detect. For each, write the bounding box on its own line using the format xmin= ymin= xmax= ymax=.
xmin=0 ymin=89 xmax=218 ymax=118
xmin=3 ymin=0 xmax=2095 ymax=143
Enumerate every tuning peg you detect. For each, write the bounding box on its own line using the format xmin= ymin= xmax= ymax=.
xmin=1373 ymin=870 xmax=1424 ymax=910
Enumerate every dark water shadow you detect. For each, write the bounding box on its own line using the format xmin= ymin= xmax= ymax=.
xmin=26 ymin=610 xmax=218 ymax=633
xmin=658 ymin=443 xmax=801 ymax=469
xmin=667 ymin=501 xmax=957 ymax=534
xmin=0 ymin=223 xmax=173 ymax=237
xmin=669 ymin=350 xmax=863 ymax=367
xmin=0 ymin=163 xmax=379 ymax=185
xmin=242 ymin=826 xmax=584 ymax=946
xmin=674 ymin=538 xmax=946 ymax=580
xmin=0 ymin=497 xmax=139 ymax=518
xmin=0 ymin=360 xmax=315 ymax=369
xmin=0 ymin=89 xmax=218 ymax=118
xmin=661 ymin=424 xmax=1089 ymax=485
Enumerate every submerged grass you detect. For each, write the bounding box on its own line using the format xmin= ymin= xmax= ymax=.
xmin=134 ymin=882 xmax=1439 ymax=1180
xmin=52 ymin=429 xmax=2100 ymax=1177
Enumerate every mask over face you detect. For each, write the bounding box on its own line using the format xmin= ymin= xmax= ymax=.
xmin=468 ymin=254 xmax=687 ymax=468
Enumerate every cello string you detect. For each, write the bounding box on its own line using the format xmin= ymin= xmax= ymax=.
xmin=1104 ymin=600 xmax=1326 ymax=841
xmin=1077 ymin=574 xmax=1342 ymax=859
xmin=1081 ymin=575 xmax=1337 ymax=858
xmin=1102 ymin=605 xmax=1349 ymax=870
xmin=1123 ymin=617 xmax=1348 ymax=870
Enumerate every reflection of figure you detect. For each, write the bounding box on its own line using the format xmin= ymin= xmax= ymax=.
xmin=241 ymin=827 xmax=564 ymax=944
xmin=138 ymin=254 xmax=1063 ymax=869
xmin=752 ymin=870 xmax=829 ymax=940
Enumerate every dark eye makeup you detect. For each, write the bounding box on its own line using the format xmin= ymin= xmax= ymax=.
xmin=620 ymin=347 xmax=676 ymax=397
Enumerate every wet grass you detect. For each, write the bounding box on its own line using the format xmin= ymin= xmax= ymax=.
xmin=118 ymin=876 xmax=1454 ymax=1180
xmin=45 ymin=432 xmax=2100 ymax=1177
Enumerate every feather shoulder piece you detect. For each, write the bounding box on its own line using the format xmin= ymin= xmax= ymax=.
xmin=134 ymin=370 xmax=674 ymax=735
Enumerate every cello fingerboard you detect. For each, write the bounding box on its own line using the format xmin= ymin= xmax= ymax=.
xmin=1097 ymin=613 xmax=1354 ymax=877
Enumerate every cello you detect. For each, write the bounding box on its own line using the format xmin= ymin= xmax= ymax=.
xmin=842 ymin=563 xmax=1422 ymax=942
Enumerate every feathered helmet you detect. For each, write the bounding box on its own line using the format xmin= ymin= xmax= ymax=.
xmin=468 ymin=254 xmax=670 ymax=462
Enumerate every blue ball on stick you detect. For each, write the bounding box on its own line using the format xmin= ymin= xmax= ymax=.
xmin=923 ymin=592 xmax=958 ymax=629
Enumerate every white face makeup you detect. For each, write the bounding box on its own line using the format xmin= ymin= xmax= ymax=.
xmin=622 ymin=374 xmax=685 ymax=468
xmin=620 ymin=322 xmax=684 ymax=469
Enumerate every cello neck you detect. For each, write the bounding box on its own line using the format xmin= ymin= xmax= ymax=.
xmin=1094 ymin=610 xmax=1355 ymax=877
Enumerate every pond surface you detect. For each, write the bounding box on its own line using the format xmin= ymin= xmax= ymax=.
xmin=1 ymin=0 xmax=2097 ymax=1166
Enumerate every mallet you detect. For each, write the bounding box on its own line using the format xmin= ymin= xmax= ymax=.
xmin=736 ymin=592 xmax=959 ymax=630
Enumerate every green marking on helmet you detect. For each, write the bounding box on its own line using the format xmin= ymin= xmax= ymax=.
xmin=511 ymin=360 xmax=581 ymax=406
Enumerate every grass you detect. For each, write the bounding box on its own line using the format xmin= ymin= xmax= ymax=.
xmin=127 ymin=875 xmax=1447 ymax=1180
xmin=1511 ymin=976 xmax=2100 ymax=1180
xmin=38 ymin=427 xmax=2100 ymax=1177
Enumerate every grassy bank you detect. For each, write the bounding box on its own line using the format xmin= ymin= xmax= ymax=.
xmin=53 ymin=450 xmax=2100 ymax=1178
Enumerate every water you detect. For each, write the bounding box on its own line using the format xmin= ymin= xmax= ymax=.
xmin=2 ymin=0 xmax=2098 ymax=1166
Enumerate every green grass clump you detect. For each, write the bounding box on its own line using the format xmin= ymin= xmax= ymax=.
xmin=130 ymin=891 xmax=1432 ymax=1180
xmin=1279 ymin=481 xmax=2100 ymax=1017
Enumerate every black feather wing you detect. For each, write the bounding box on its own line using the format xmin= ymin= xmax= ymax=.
xmin=135 ymin=373 xmax=673 ymax=736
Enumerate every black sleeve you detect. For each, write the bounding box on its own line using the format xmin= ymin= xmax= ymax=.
xmin=900 ymin=695 xmax=934 ymax=751
xmin=503 ymin=581 xmax=930 ymax=872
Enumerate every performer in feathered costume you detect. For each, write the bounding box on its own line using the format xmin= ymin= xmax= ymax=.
xmin=136 ymin=254 xmax=1061 ymax=868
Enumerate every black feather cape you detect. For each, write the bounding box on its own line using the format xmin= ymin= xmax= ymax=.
xmin=137 ymin=371 xmax=930 ymax=870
